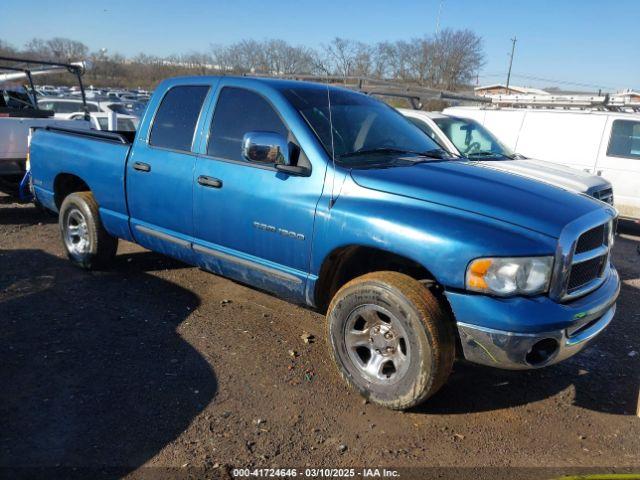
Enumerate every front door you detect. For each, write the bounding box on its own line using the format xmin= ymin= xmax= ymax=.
xmin=126 ymin=84 xmax=210 ymax=261
xmin=192 ymin=84 xmax=324 ymax=299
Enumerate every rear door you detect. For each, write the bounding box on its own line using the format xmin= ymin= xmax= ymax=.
xmin=126 ymin=84 xmax=210 ymax=262
xmin=192 ymin=83 xmax=323 ymax=299
xmin=596 ymin=117 xmax=640 ymax=219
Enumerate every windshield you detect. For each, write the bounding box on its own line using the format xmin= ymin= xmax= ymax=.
xmin=282 ymin=86 xmax=444 ymax=165
xmin=433 ymin=117 xmax=515 ymax=159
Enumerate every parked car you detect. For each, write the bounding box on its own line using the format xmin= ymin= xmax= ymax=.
xmin=29 ymin=76 xmax=620 ymax=410
xmin=38 ymin=98 xmax=140 ymax=131
xmin=103 ymin=101 xmax=146 ymax=117
xmin=38 ymin=97 xmax=102 ymax=117
xmin=68 ymin=112 xmax=139 ymax=132
xmin=444 ymin=106 xmax=639 ymax=221
xmin=401 ymin=109 xmax=614 ymax=204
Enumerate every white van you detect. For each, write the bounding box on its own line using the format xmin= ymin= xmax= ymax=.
xmin=444 ymin=106 xmax=640 ymax=221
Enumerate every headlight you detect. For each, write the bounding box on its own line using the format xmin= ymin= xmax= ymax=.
xmin=466 ymin=256 xmax=554 ymax=296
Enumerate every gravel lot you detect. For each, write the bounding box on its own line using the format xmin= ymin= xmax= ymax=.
xmin=1 ymin=192 xmax=639 ymax=479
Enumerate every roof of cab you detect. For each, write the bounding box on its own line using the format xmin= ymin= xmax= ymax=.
xmin=157 ymin=75 xmax=358 ymax=94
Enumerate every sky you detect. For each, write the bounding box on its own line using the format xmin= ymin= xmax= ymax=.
xmin=2 ymin=0 xmax=639 ymax=91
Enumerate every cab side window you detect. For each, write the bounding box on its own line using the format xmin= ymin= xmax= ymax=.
xmin=607 ymin=120 xmax=640 ymax=159
xmin=207 ymin=87 xmax=288 ymax=162
xmin=150 ymin=85 xmax=209 ymax=152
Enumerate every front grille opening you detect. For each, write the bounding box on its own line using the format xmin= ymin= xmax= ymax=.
xmin=568 ymin=318 xmax=600 ymax=338
xmin=575 ymin=224 xmax=606 ymax=253
xmin=568 ymin=256 xmax=606 ymax=291
xmin=594 ymin=188 xmax=614 ymax=205
xmin=593 ymin=188 xmax=613 ymax=201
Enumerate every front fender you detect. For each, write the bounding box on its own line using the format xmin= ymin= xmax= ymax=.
xmin=310 ymin=175 xmax=557 ymax=295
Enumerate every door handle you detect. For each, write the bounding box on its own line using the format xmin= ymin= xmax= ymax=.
xmin=197 ymin=175 xmax=223 ymax=188
xmin=133 ymin=162 xmax=151 ymax=172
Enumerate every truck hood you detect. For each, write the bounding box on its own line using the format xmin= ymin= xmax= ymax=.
xmin=475 ymin=158 xmax=611 ymax=195
xmin=350 ymin=160 xmax=602 ymax=238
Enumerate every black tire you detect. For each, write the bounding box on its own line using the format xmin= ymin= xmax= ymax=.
xmin=327 ymin=271 xmax=455 ymax=410
xmin=59 ymin=191 xmax=118 ymax=270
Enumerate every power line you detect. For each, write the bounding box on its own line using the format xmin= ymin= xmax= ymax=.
xmin=478 ymin=72 xmax=618 ymax=91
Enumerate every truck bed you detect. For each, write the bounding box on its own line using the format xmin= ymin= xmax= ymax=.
xmin=30 ymin=126 xmax=134 ymax=239
xmin=41 ymin=126 xmax=136 ymax=145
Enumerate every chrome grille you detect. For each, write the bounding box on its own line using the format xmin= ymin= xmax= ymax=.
xmin=568 ymin=256 xmax=606 ymax=291
xmin=566 ymin=223 xmax=609 ymax=295
xmin=550 ymin=209 xmax=616 ymax=303
xmin=575 ymin=224 xmax=606 ymax=253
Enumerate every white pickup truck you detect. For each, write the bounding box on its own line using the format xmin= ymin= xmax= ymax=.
xmin=0 ymin=57 xmax=90 ymax=192
xmin=400 ymin=109 xmax=614 ymax=206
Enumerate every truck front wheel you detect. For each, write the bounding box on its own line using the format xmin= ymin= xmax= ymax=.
xmin=327 ymin=271 xmax=455 ymax=410
xmin=59 ymin=191 xmax=118 ymax=270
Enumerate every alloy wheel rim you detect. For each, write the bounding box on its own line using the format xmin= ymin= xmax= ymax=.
xmin=344 ymin=304 xmax=411 ymax=385
xmin=64 ymin=208 xmax=90 ymax=257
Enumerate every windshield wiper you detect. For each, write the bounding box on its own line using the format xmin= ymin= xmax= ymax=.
xmin=340 ymin=147 xmax=457 ymax=160
xmin=339 ymin=147 xmax=419 ymax=158
xmin=418 ymin=148 xmax=458 ymax=159
xmin=467 ymin=151 xmax=515 ymax=160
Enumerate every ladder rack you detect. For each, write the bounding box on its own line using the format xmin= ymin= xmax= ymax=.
xmin=486 ymin=93 xmax=640 ymax=112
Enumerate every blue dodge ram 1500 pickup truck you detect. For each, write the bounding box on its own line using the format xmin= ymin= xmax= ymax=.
xmin=29 ymin=76 xmax=620 ymax=410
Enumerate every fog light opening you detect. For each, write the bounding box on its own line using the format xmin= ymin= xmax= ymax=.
xmin=525 ymin=338 xmax=559 ymax=366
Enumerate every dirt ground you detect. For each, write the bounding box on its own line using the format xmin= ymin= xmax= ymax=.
xmin=1 ymin=192 xmax=639 ymax=479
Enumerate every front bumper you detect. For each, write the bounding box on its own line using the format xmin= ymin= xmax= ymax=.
xmin=446 ymin=267 xmax=620 ymax=370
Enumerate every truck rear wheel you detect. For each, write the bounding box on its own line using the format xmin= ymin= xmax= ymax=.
xmin=327 ymin=271 xmax=455 ymax=410
xmin=59 ymin=191 xmax=118 ymax=270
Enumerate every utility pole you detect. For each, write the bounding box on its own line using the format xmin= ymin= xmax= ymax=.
xmin=506 ymin=36 xmax=517 ymax=93
xmin=435 ymin=0 xmax=445 ymax=36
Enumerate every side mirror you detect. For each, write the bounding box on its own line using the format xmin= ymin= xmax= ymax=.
xmin=242 ymin=131 xmax=290 ymax=166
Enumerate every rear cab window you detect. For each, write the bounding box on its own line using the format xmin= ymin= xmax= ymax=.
xmin=150 ymin=85 xmax=210 ymax=152
xmin=607 ymin=119 xmax=640 ymax=159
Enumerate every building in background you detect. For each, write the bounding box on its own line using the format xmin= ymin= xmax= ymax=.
xmin=474 ymin=84 xmax=550 ymax=96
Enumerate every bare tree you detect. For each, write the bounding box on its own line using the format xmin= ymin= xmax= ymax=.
xmin=432 ymin=29 xmax=484 ymax=89
xmin=405 ymin=37 xmax=435 ymax=85
xmin=322 ymin=38 xmax=371 ymax=78
xmin=371 ymin=41 xmax=397 ymax=79
xmin=0 ymin=39 xmax=17 ymax=56
xmin=263 ymin=40 xmax=315 ymax=75
xmin=4 ymin=31 xmax=485 ymax=91
xmin=25 ymin=37 xmax=88 ymax=62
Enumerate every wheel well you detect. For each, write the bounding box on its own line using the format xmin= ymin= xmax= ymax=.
xmin=54 ymin=174 xmax=90 ymax=209
xmin=315 ymin=246 xmax=437 ymax=311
